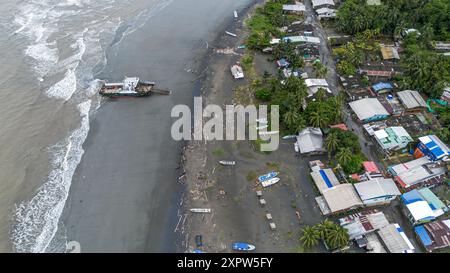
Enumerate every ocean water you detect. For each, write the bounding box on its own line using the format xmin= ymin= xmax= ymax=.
xmin=0 ymin=0 xmax=174 ymax=252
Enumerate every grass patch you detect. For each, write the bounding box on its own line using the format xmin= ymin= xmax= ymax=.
xmin=246 ymin=170 xmax=257 ymax=181
xmin=212 ymin=148 xmax=226 ymax=157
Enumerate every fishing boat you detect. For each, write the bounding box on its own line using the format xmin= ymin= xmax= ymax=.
xmin=261 ymin=177 xmax=280 ymax=188
xmin=219 ymin=160 xmax=235 ymax=166
xmin=190 ymin=208 xmax=212 ymax=213
xmin=192 ymin=249 xmax=206 ymax=253
xmin=230 ymin=64 xmax=244 ymax=79
xmin=232 ymin=242 xmax=256 ymax=251
xmin=225 ymin=31 xmax=237 ymax=37
xmin=99 ymin=77 xmax=171 ymax=97
xmin=258 ymin=171 xmax=278 ymax=182
xmin=233 ymin=10 xmax=238 ymax=18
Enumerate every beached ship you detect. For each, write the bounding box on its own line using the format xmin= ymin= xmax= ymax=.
xmin=99 ymin=77 xmax=171 ymax=97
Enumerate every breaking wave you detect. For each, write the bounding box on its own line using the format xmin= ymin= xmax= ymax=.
xmin=13 ymin=100 xmax=91 ymax=253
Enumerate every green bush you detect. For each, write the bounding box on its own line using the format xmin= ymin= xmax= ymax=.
xmin=255 ymin=87 xmax=272 ymax=101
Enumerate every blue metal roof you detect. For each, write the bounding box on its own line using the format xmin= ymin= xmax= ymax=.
xmin=372 ymin=82 xmax=393 ymax=92
xmin=319 ymin=169 xmax=333 ymax=188
xmin=414 ymin=226 xmax=433 ymax=246
xmin=401 ymin=189 xmax=424 ymax=204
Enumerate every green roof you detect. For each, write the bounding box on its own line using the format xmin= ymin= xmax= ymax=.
xmin=418 ymin=188 xmax=446 ymax=211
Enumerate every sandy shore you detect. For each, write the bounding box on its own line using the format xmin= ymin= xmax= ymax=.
xmin=57 ymin=0 xmax=255 ymax=252
xmin=181 ymin=2 xmax=330 ymax=253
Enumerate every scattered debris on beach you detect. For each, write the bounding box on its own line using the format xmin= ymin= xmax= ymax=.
xmin=225 ymin=31 xmax=237 ymax=37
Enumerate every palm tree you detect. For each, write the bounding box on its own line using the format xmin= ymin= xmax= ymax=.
xmin=316 ymin=219 xmax=335 ymax=240
xmin=308 ymin=108 xmax=329 ymax=128
xmin=336 ymin=147 xmax=352 ymax=166
xmin=283 ymin=110 xmax=300 ymax=131
xmin=326 ymin=225 xmax=349 ymax=249
xmin=300 ymin=226 xmax=320 ymax=249
xmin=325 ymin=132 xmax=339 ymax=158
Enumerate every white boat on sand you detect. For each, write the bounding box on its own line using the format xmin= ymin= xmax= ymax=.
xmin=261 ymin=177 xmax=280 ymax=188
xmin=219 ymin=160 xmax=235 ymax=166
xmin=190 ymin=208 xmax=212 ymax=213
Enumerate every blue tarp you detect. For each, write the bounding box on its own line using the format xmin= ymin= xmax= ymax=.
xmin=372 ymin=82 xmax=393 ymax=92
xmin=401 ymin=189 xmax=424 ymax=204
xmin=414 ymin=226 xmax=433 ymax=246
xmin=319 ymin=169 xmax=333 ymax=188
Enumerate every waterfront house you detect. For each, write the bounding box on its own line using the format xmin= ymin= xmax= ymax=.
xmin=414 ymin=219 xmax=450 ymax=252
xmin=372 ymin=126 xmax=412 ymax=153
xmin=414 ymin=135 xmax=450 ymax=161
xmin=349 ymin=98 xmax=390 ymax=123
xmin=296 ymin=127 xmax=325 ymax=154
xmin=388 ymin=157 xmax=447 ymax=190
xmin=354 ymin=178 xmax=401 ymax=206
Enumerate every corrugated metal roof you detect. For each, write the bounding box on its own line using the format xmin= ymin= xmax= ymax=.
xmin=354 ymin=178 xmax=400 ymax=202
xmin=310 ymin=168 xmax=340 ymax=194
xmin=397 ymin=90 xmax=427 ymax=109
xmin=296 ymin=127 xmax=324 ymax=154
xmin=372 ymin=82 xmax=393 ymax=92
xmin=418 ymin=187 xmax=447 ymax=211
xmin=322 ymin=184 xmax=363 ymax=213
xmin=349 ymin=98 xmax=390 ymax=121
xmin=415 ymin=225 xmax=433 ymax=246
xmin=378 ymin=224 xmax=414 ymax=253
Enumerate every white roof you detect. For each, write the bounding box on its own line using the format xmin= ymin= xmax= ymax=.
xmin=283 ymin=4 xmax=306 ymax=12
xmin=316 ymin=7 xmax=336 ymax=14
xmin=312 ymin=0 xmax=335 ymax=8
xmin=349 ymin=98 xmax=389 ymax=121
xmin=354 ymin=178 xmax=401 ymax=201
xmin=270 ymin=36 xmax=320 ymax=45
xmin=391 ymin=126 xmax=411 ymax=138
xmin=305 ymin=78 xmax=328 ymax=87
xmin=374 ymin=129 xmax=389 ymax=140
xmin=406 ymin=201 xmax=435 ymax=222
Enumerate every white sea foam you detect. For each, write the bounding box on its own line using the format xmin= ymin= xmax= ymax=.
xmin=45 ymin=69 xmax=77 ymax=101
xmin=13 ymin=100 xmax=91 ymax=253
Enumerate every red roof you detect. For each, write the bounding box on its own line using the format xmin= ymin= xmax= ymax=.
xmin=330 ymin=123 xmax=348 ymax=131
xmin=363 ymin=161 xmax=380 ymax=174
xmin=350 ymin=174 xmax=360 ymax=181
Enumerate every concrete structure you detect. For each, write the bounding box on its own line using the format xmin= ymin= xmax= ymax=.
xmin=349 ymin=98 xmax=390 ymax=123
xmin=354 ymin=178 xmax=401 ymax=206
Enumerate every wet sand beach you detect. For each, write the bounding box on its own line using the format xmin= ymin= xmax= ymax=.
xmin=58 ymin=0 xmax=255 ymax=252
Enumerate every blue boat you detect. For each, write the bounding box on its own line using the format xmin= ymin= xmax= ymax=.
xmin=193 ymin=249 xmax=206 ymax=253
xmin=258 ymin=171 xmax=278 ymax=182
xmin=232 ymin=242 xmax=256 ymax=251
